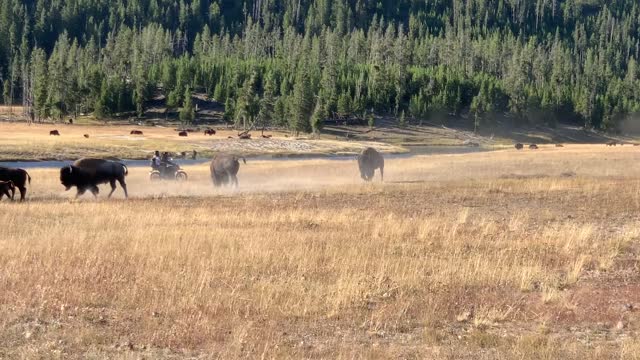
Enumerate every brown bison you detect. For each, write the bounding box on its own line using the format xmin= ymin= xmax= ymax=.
xmin=515 ymin=143 xmax=524 ymax=150
xmin=50 ymin=130 xmax=60 ymax=136
xmin=0 ymin=181 xmax=15 ymax=201
xmin=238 ymin=133 xmax=251 ymax=140
xmin=210 ymin=154 xmax=246 ymax=188
xmin=204 ymin=129 xmax=216 ymax=136
xmin=130 ymin=130 xmax=144 ymax=135
xmin=607 ymin=141 xmax=618 ymax=146
xmin=60 ymin=158 xmax=129 ymax=198
xmin=555 ymin=144 xmax=564 ymax=147
xmin=261 ymin=134 xmax=273 ymax=139
xmin=529 ymin=144 xmax=539 ymax=149
xmin=179 ymin=131 xmax=188 ymax=137
xmin=0 ymin=166 xmax=31 ymax=201
xmin=84 ymin=134 xmax=90 ymax=138
xmin=357 ymin=147 xmax=384 ymax=182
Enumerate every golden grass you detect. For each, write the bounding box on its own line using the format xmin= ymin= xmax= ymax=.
xmin=1 ymin=147 xmax=640 ymax=358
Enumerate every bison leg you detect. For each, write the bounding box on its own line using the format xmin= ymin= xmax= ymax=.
xmin=118 ymin=177 xmax=128 ymax=198
xmin=18 ymin=186 xmax=26 ymax=201
xmin=231 ymin=174 xmax=239 ymax=188
xmin=108 ymin=179 xmax=117 ymax=198
xmin=379 ymin=165 xmax=384 ymax=182
xmin=76 ymin=187 xmax=87 ymax=198
xmin=90 ymin=185 xmax=100 ymax=198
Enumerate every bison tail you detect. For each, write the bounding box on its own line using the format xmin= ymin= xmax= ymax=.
xmin=122 ymin=164 xmax=129 ymax=176
xmin=241 ymin=157 xmax=247 ymax=164
xmin=27 ymin=172 xmax=31 ymax=184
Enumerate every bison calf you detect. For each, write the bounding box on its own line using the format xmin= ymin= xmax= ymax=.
xmin=0 ymin=180 xmax=15 ymax=201
xmin=0 ymin=166 xmax=31 ymax=201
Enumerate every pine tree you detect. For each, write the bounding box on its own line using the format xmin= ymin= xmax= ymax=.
xmin=311 ymin=96 xmax=327 ymax=135
xmin=258 ymin=74 xmax=276 ymax=134
xmin=180 ymin=87 xmax=195 ymax=124
xmin=290 ymin=69 xmax=313 ymax=134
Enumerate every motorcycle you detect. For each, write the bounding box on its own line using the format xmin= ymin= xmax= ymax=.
xmin=150 ymin=163 xmax=188 ymax=181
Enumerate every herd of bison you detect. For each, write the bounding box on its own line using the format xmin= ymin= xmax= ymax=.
xmin=0 ymin=144 xmax=385 ymax=201
xmin=0 ymin=129 xmax=636 ymax=201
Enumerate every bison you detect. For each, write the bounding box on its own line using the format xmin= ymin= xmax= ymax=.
xmin=357 ymin=147 xmax=384 ymax=182
xmin=607 ymin=141 xmax=618 ymax=147
xmin=555 ymin=144 xmax=564 ymax=147
xmin=179 ymin=131 xmax=188 ymax=137
xmin=84 ymin=134 xmax=90 ymax=138
xmin=204 ymin=129 xmax=216 ymax=136
xmin=529 ymin=144 xmax=539 ymax=150
xmin=238 ymin=133 xmax=251 ymax=140
xmin=0 ymin=181 xmax=15 ymax=201
xmin=515 ymin=143 xmax=524 ymax=150
xmin=210 ymin=154 xmax=246 ymax=188
xmin=130 ymin=130 xmax=144 ymax=135
xmin=50 ymin=130 xmax=60 ymax=136
xmin=0 ymin=166 xmax=31 ymax=201
xmin=60 ymin=158 xmax=129 ymax=198
xmin=261 ymin=134 xmax=273 ymax=139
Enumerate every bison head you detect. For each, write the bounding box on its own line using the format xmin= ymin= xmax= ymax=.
xmin=60 ymin=165 xmax=76 ymax=190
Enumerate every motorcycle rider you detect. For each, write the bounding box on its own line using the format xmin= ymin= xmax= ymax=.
xmin=151 ymin=151 xmax=161 ymax=171
xmin=160 ymin=152 xmax=178 ymax=177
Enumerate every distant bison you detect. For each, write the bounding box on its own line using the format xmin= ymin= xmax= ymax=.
xmin=50 ymin=130 xmax=60 ymax=136
xmin=210 ymin=154 xmax=246 ymax=188
xmin=357 ymin=147 xmax=384 ymax=182
xmin=60 ymin=158 xmax=129 ymax=198
xmin=0 ymin=166 xmax=31 ymax=201
xmin=178 ymin=131 xmax=188 ymax=137
xmin=607 ymin=141 xmax=618 ymax=146
xmin=529 ymin=144 xmax=539 ymax=150
xmin=130 ymin=130 xmax=144 ymax=135
xmin=515 ymin=143 xmax=524 ymax=150
xmin=84 ymin=134 xmax=90 ymax=138
xmin=238 ymin=133 xmax=251 ymax=140
xmin=0 ymin=181 xmax=15 ymax=201
xmin=204 ymin=129 xmax=216 ymax=136
xmin=261 ymin=134 xmax=273 ymax=139
xmin=555 ymin=144 xmax=564 ymax=147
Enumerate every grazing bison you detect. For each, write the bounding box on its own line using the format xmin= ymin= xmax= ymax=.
xmin=238 ymin=133 xmax=251 ymax=140
xmin=130 ymin=130 xmax=144 ymax=135
xmin=0 ymin=166 xmax=31 ymax=201
xmin=50 ymin=130 xmax=60 ymax=136
xmin=179 ymin=131 xmax=188 ymax=137
xmin=84 ymin=134 xmax=90 ymax=138
xmin=210 ymin=154 xmax=246 ymax=188
xmin=529 ymin=144 xmax=539 ymax=150
xmin=0 ymin=181 xmax=15 ymax=201
xmin=204 ymin=129 xmax=216 ymax=136
xmin=261 ymin=134 xmax=273 ymax=139
xmin=357 ymin=147 xmax=384 ymax=182
xmin=607 ymin=141 xmax=618 ymax=147
xmin=60 ymin=158 xmax=129 ymax=198
xmin=555 ymin=144 xmax=564 ymax=147
xmin=515 ymin=143 xmax=524 ymax=150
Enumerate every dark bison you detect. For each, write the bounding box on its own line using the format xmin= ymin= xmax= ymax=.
xmin=261 ymin=134 xmax=273 ymax=139
xmin=238 ymin=133 xmax=251 ymax=140
xmin=357 ymin=147 xmax=384 ymax=182
xmin=60 ymin=158 xmax=129 ymax=198
xmin=204 ymin=129 xmax=216 ymax=136
xmin=555 ymin=144 xmax=564 ymax=147
xmin=0 ymin=181 xmax=15 ymax=201
xmin=130 ymin=130 xmax=144 ymax=135
xmin=607 ymin=141 xmax=618 ymax=147
xmin=515 ymin=143 xmax=524 ymax=150
xmin=84 ymin=134 xmax=90 ymax=138
xmin=179 ymin=131 xmax=188 ymax=137
xmin=210 ymin=154 xmax=246 ymax=188
xmin=0 ymin=166 xmax=31 ymax=201
xmin=529 ymin=144 xmax=539 ymax=150
xmin=50 ymin=130 xmax=60 ymax=136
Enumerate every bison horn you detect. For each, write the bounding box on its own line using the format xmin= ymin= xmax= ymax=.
xmin=68 ymin=165 xmax=73 ymax=173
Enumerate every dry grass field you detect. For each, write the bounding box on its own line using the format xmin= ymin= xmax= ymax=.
xmin=0 ymin=122 xmax=405 ymax=161
xmin=2 ymin=145 xmax=640 ymax=358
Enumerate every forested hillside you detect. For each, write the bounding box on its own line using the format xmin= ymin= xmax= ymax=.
xmin=1 ymin=0 xmax=640 ymax=133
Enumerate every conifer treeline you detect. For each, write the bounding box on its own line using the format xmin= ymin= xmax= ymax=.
xmin=2 ymin=0 xmax=640 ymax=132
